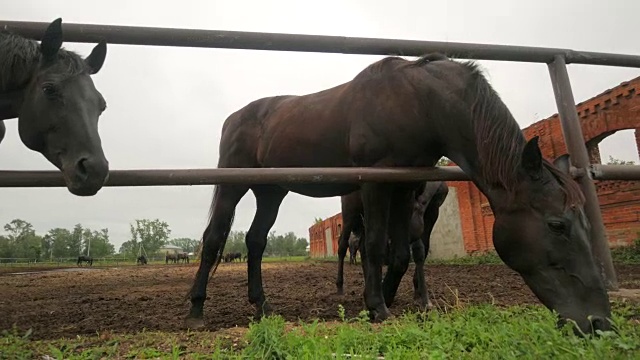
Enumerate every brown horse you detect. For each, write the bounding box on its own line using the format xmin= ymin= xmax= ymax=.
xmin=165 ymin=252 xmax=178 ymax=264
xmin=177 ymin=252 xmax=190 ymax=264
xmin=0 ymin=18 xmax=109 ymax=196
xmin=186 ymin=53 xmax=611 ymax=336
xmin=335 ymin=181 xmax=449 ymax=310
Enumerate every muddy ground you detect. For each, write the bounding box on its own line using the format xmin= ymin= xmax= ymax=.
xmin=0 ymin=261 xmax=638 ymax=340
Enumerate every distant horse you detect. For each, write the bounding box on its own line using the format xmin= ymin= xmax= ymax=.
xmin=336 ymin=181 xmax=449 ymax=310
xmin=186 ymin=53 xmax=611 ymax=336
xmin=137 ymin=255 xmax=148 ymax=265
xmin=223 ymin=252 xmax=242 ymax=263
xmin=0 ymin=18 xmax=109 ymax=196
xmin=177 ymin=252 xmax=190 ymax=264
xmin=347 ymin=234 xmax=359 ymax=265
xmin=165 ymin=252 xmax=178 ymax=264
xmin=77 ymin=255 xmax=93 ymax=267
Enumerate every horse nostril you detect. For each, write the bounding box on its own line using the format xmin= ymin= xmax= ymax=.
xmin=75 ymin=158 xmax=89 ymax=181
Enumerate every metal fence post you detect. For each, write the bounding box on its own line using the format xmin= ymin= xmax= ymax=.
xmin=547 ymin=55 xmax=619 ymax=291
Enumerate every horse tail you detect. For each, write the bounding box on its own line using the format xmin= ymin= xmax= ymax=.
xmin=185 ymin=184 xmax=237 ymax=300
xmin=207 ymin=184 xmax=236 ymax=280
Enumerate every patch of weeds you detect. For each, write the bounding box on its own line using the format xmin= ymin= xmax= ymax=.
xmin=0 ymin=326 xmax=33 ymax=360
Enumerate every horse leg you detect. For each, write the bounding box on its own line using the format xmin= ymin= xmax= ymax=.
xmin=185 ymin=185 xmax=249 ymax=329
xmin=336 ymin=220 xmax=353 ymax=295
xmin=245 ymin=186 xmax=288 ymax=318
xmin=411 ymin=189 xmax=444 ymax=310
xmin=411 ymin=238 xmax=431 ymax=309
xmin=360 ymin=183 xmax=393 ymax=322
xmin=382 ymin=185 xmax=414 ymax=308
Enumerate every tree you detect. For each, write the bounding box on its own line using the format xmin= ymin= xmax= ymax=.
xmin=82 ymin=228 xmax=115 ymax=257
xmin=3 ymin=219 xmax=43 ymax=260
xmin=0 ymin=235 xmax=10 ymax=258
xmin=225 ymin=231 xmax=247 ymax=255
xmin=46 ymin=228 xmax=73 ymax=258
xmin=314 ymin=217 xmax=324 ymax=225
xmin=169 ymin=237 xmax=199 ymax=253
xmin=606 ymin=155 xmax=635 ymax=165
xmin=70 ymin=224 xmax=84 ymax=256
xmin=119 ymin=240 xmax=137 ymax=257
xmin=130 ymin=219 xmax=171 ymax=255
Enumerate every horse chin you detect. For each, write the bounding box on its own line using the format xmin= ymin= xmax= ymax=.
xmin=62 ymin=168 xmax=107 ymax=196
xmin=66 ymin=179 xmax=102 ymax=196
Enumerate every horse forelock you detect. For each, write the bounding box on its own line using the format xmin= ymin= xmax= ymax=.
xmin=543 ymin=160 xmax=586 ymax=210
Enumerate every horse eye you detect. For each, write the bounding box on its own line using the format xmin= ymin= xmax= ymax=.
xmin=42 ymin=84 xmax=57 ymax=97
xmin=548 ymin=221 xmax=565 ymax=234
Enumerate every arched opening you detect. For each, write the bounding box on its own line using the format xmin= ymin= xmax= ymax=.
xmin=595 ymin=129 xmax=639 ymax=165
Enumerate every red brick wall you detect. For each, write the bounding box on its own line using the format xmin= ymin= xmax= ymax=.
xmin=308 ymin=76 xmax=640 ymax=256
xmin=452 ymin=76 xmax=640 ymax=252
xmin=308 ymin=213 xmax=343 ymax=257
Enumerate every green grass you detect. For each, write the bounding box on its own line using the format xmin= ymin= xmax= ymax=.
xmin=3 ymin=302 xmax=639 ymax=359
xmin=262 ymin=256 xmax=308 ymax=263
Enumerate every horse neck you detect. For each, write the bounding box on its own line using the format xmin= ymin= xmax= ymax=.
xmin=439 ymin=101 xmax=526 ymax=205
xmin=0 ymin=32 xmax=40 ymax=92
xmin=0 ymin=32 xmax=39 ymax=120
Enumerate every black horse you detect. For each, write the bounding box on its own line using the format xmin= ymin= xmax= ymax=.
xmin=336 ymin=181 xmax=449 ymax=310
xmin=186 ymin=53 xmax=612 ymax=336
xmin=224 ymin=252 xmax=242 ymax=263
xmin=177 ymin=252 xmax=190 ymax=264
xmin=77 ymin=255 xmax=93 ymax=267
xmin=165 ymin=252 xmax=178 ymax=264
xmin=0 ymin=18 xmax=109 ymax=196
xmin=137 ymin=255 xmax=148 ymax=265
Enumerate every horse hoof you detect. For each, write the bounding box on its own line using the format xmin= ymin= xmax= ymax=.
xmin=255 ymin=303 xmax=273 ymax=318
xmin=184 ymin=317 xmax=205 ymax=330
xmin=336 ymin=288 xmax=344 ymax=296
xmin=369 ymin=307 xmax=393 ymax=323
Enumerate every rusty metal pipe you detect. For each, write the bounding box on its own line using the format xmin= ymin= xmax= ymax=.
xmin=2 ymin=20 xmax=640 ymax=66
xmin=548 ymin=56 xmax=618 ymax=290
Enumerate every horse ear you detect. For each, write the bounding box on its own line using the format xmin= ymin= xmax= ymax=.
xmin=85 ymin=40 xmax=107 ymax=74
xmin=553 ymin=154 xmax=572 ymax=175
xmin=521 ymin=136 xmax=543 ymax=179
xmin=40 ymin=18 xmax=63 ymax=63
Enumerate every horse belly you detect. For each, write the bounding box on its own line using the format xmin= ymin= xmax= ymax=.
xmin=282 ymin=183 xmax=360 ymax=197
xmin=259 ymin=130 xmax=360 ymax=197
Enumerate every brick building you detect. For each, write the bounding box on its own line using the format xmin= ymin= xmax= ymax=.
xmin=309 ymin=76 xmax=640 ymax=258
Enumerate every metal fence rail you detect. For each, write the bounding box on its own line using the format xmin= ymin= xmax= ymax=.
xmin=1 ymin=19 xmax=639 ymax=290
xmin=0 ymin=164 xmax=639 ymax=188
xmin=2 ymin=20 xmax=640 ymax=66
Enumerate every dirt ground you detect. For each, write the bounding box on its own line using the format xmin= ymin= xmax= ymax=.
xmin=0 ymin=261 xmax=638 ymax=340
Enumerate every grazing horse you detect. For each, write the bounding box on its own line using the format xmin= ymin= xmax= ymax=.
xmin=177 ymin=252 xmax=190 ymax=264
xmin=0 ymin=18 xmax=109 ymax=196
xmin=77 ymin=255 xmax=93 ymax=267
xmin=165 ymin=252 xmax=178 ymax=264
xmin=137 ymin=255 xmax=148 ymax=265
xmin=186 ymin=53 xmax=612 ymax=336
xmin=224 ymin=252 xmax=242 ymax=263
xmin=335 ymin=181 xmax=449 ymax=309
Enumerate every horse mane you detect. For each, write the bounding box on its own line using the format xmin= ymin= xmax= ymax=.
xmin=461 ymin=60 xmax=585 ymax=208
xmin=0 ymin=31 xmax=91 ymax=91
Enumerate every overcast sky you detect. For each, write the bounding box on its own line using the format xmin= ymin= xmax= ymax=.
xmin=1 ymin=0 xmax=639 ymax=251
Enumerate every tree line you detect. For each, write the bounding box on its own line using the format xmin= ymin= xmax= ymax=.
xmin=0 ymin=218 xmax=309 ymax=261
xmin=224 ymin=230 xmax=309 ymax=257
